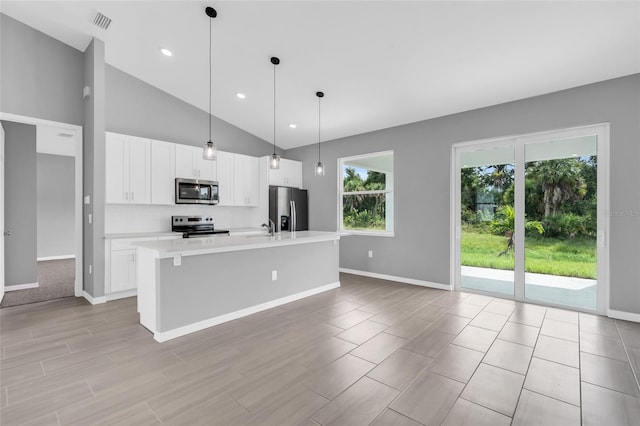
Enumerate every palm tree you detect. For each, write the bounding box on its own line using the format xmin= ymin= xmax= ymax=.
xmin=492 ymin=206 xmax=544 ymax=256
xmin=527 ymin=159 xmax=587 ymax=217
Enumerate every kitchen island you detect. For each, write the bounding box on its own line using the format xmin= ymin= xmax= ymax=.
xmin=134 ymin=231 xmax=341 ymax=342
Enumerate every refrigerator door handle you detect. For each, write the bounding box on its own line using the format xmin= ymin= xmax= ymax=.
xmin=289 ymin=200 xmax=294 ymax=231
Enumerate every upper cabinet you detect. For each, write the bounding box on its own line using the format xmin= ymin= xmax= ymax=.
xmin=175 ymin=144 xmax=216 ymax=181
xmin=106 ymin=132 xmax=151 ymax=204
xmin=234 ymin=154 xmax=260 ymax=206
xmin=267 ymin=157 xmax=303 ymax=188
xmin=150 ymin=140 xmax=176 ymax=205
xmin=216 ymin=151 xmax=234 ymax=206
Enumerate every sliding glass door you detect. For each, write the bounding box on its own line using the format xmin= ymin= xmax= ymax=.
xmin=453 ymin=125 xmax=608 ymax=313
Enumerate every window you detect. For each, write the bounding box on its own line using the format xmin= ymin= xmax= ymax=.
xmin=338 ymin=151 xmax=394 ymax=236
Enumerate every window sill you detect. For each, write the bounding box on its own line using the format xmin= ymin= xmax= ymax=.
xmin=339 ymin=230 xmax=395 ymax=238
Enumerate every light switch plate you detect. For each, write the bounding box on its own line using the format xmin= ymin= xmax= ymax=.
xmin=173 ymin=255 xmax=181 ymax=266
xmin=272 ymin=270 xmax=277 ymax=281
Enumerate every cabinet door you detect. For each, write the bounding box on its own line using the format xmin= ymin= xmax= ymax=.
xmin=151 ymin=140 xmax=176 ymax=205
xmin=233 ymin=154 xmax=247 ymax=205
xmin=267 ymin=156 xmax=285 ymax=187
xmin=287 ymin=159 xmax=303 ymax=188
xmin=244 ymin=155 xmax=260 ymax=206
xmin=216 ymin=151 xmax=234 ymax=206
xmin=128 ymin=136 xmax=151 ymax=204
xmin=197 ymin=155 xmax=217 ymax=181
xmin=175 ymin=145 xmax=197 ymax=179
xmin=105 ymin=132 xmax=129 ymax=203
xmin=110 ymin=249 xmax=136 ymax=292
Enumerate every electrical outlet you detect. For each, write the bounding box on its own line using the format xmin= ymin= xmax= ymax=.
xmin=368 ymin=250 xmax=373 ymax=258
xmin=173 ymin=255 xmax=181 ymax=266
xmin=272 ymin=270 xmax=278 ymax=281
xmin=89 ymin=264 xmax=92 ymax=274
xmin=88 ymin=213 xmax=92 ymax=224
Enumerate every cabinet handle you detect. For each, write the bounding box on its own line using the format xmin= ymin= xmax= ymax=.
xmin=124 ymin=192 xmax=128 ymax=201
xmin=131 ymin=192 xmax=134 ymax=201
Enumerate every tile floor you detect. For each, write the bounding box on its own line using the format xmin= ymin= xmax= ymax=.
xmin=1 ymin=273 xmax=639 ymax=425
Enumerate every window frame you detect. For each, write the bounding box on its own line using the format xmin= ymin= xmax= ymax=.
xmin=337 ymin=150 xmax=394 ymax=237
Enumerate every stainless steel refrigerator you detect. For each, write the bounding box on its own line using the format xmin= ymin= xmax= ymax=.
xmin=269 ymin=186 xmax=308 ymax=232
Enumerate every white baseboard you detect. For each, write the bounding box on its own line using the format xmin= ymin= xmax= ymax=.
xmin=608 ymin=309 xmax=640 ymax=323
xmin=106 ymin=289 xmax=137 ymax=301
xmin=5 ymin=282 xmax=39 ymax=291
xmin=339 ymin=268 xmax=452 ymax=291
xmin=38 ymin=255 xmax=75 ymax=261
xmin=82 ymin=291 xmax=107 ymax=305
xmin=153 ymin=281 xmax=341 ymax=343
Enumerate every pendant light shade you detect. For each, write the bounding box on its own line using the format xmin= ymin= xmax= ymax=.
xmin=315 ymin=91 xmax=325 ymax=176
xmin=270 ymin=57 xmax=281 ymax=170
xmin=203 ymin=6 xmax=217 ymax=161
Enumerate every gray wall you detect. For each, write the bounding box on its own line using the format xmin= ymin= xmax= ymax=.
xmin=2 ymin=121 xmax=37 ymax=286
xmin=0 ymin=14 xmax=84 ymax=126
xmin=37 ymin=153 xmax=75 ymax=258
xmin=287 ymin=73 xmax=640 ymax=315
xmin=106 ymin=65 xmax=281 ymax=157
xmin=83 ymin=39 xmax=106 ymax=298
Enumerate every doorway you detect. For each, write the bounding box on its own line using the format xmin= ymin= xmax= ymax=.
xmin=0 ymin=113 xmax=83 ymax=306
xmin=452 ymin=124 xmax=609 ymax=314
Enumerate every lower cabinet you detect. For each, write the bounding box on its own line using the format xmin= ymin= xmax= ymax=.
xmin=105 ymin=236 xmax=180 ymax=299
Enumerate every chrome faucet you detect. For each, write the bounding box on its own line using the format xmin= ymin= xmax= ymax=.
xmin=261 ymin=219 xmax=276 ymax=236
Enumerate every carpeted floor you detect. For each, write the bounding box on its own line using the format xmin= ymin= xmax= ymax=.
xmin=1 ymin=259 xmax=75 ymax=308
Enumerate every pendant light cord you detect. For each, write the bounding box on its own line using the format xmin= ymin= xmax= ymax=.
xmin=318 ymin=96 xmax=321 ymax=161
xmin=273 ymin=62 xmax=277 ymax=156
xmin=209 ymin=16 xmax=212 ymax=142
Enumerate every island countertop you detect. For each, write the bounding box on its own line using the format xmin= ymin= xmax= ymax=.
xmin=133 ymin=230 xmax=341 ymax=258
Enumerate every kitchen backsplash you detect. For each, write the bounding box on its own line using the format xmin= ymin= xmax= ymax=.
xmin=105 ymin=204 xmax=267 ymax=234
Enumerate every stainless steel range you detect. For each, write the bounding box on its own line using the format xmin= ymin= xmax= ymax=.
xmin=171 ymin=215 xmax=230 ymax=238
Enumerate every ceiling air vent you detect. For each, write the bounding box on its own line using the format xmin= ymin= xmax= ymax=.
xmin=92 ymin=12 xmax=112 ymax=30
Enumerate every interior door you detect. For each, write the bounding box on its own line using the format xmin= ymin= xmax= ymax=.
xmin=0 ymin=122 xmax=5 ymax=302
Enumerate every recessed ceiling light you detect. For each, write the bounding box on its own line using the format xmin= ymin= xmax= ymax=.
xmin=236 ymin=93 xmax=246 ymax=99
xmin=160 ymin=48 xmax=173 ymax=57
xmin=289 ymin=124 xmax=297 ymax=129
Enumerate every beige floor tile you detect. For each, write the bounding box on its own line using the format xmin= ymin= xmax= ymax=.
xmin=580 ymin=330 xmax=628 ymax=361
xmin=464 ymin=294 xmax=494 ymax=307
xmin=498 ymin=321 xmax=539 ymax=347
xmin=524 ymin=357 xmax=580 ymax=405
xmin=432 ymin=314 xmax=471 ymax=335
xmin=447 ymin=302 xmax=484 ymax=319
xmin=483 ymin=300 xmax=516 ymax=316
xmin=470 ymin=311 xmax=509 ymax=332
xmin=390 ymin=371 xmax=464 ymax=425
xmin=411 ymin=304 xmax=449 ymax=322
xmin=429 ymin=344 xmax=483 ymax=383
xmin=512 ymin=389 xmax=580 ymax=426
xmin=350 ymin=332 xmax=409 ymax=364
xmin=385 ymin=316 xmax=433 ymax=340
xmin=296 ymin=336 xmax=358 ymax=371
xmin=305 ymin=354 xmax=376 ymax=400
xmin=581 ymin=382 xmax=640 ymax=426
xmin=240 ymin=387 xmax=329 ymax=426
xmin=461 ymin=363 xmax=525 ymax=416
xmin=442 ymin=397 xmax=511 ymax=426
xmin=163 ymin=393 xmax=247 ymax=426
xmin=533 ymin=335 xmax=579 ymax=367
xmin=403 ymin=329 xmax=455 ymax=358
xmin=580 ymin=352 xmax=640 ymax=397
xmin=367 ymin=348 xmax=433 ymax=390
xmin=545 ymin=308 xmax=579 ymax=324
xmin=579 ymin=314 xmax=619 ymax=338
xmin=312 ymin=377 xmax=399 ymax=426
xmin=452 ymin=326 xmax=497 ymax=353
xmin=628 ymin=347 xmax=640 ymax=378
xmin=371 ymin=409 xmax=422 ymax=426
xmin=335 ymin=320 xmax=388 ymax=345
xmin=326 ymin=309 xmax=373 ymax=329
xmin=540 ymin=318 xmax=578 ymax=342
xmin=484 ymin=339 xmax=533 ymax=375
xmin=509 ymin=308 xmax=545 ymax=328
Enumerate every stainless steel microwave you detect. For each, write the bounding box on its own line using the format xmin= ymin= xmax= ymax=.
xmin=175 ymin=178 xmax=219 ymax=205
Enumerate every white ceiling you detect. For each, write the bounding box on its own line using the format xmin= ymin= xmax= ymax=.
xmin=2 ymin=1 xmax=639 ymax=150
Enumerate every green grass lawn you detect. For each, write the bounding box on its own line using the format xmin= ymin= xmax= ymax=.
xmin=461 ymin=231 xmax=596 ymax=279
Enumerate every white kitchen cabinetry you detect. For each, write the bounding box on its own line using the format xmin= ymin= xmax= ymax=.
xmin=175 ymin=144 xmax=216 ymax=180
xmin=216 ymin=151 xmax=234 ymax=206
xmin=151 ymin=140 xmax=176 ymax=205
xmin=234 ymin=154 xmax=260 ymax=206
xmin=106 ymin=132 xmax=152 ymax=204
xmin=266 ymin=157 xmax=303 ymax=188
xmin=105 ymin=235 xmax=181 ymax=300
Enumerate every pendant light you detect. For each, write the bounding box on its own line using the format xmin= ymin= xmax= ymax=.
xmin=269 ymin=57 xmax=281 ymax=169
xmin=315 ymin=91 xmax=325 ymax=176
xmin=202 ymin=6 xmax=217 ymax=161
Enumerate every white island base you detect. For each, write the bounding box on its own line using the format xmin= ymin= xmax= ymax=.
xmin=134 ymin=231 xmax=341 ymax=342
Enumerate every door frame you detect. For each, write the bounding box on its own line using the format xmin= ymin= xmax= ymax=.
xmin=451 ymin=123 xmax=610 ymax=315
xmin=0 ymin=112 xmax=84 ymax=298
